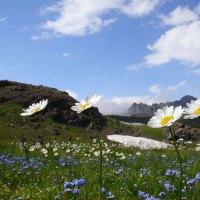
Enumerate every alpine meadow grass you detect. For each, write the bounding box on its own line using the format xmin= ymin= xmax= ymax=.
xmin=1 ymin=100 xmax=200 ymax=199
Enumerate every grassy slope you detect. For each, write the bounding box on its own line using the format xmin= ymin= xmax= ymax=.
xmin=0 ymin=102 xmax=165 ymax=146
xmin=0 ymin=102 xmax=91 ymax=148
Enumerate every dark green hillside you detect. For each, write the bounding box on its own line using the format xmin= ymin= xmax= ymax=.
xmin=106 ymin=115 xmax=150 ymax=124
xmin=0 ymin=102 xmax=92 ymax=148
xmin=107 ymin=114 xmax=200 ymax=128
xmin=0 ymin=80 xmax=108 ymax=148
xmin=0 ymin=80 xmax=107 ymax=128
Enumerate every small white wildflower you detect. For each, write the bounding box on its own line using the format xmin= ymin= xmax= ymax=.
xmin=136 ymin=152 xmax=141 ymax=156
xmin=195 ymin=146 xmax=200 ymax=151
xmin=53 ymin=147 xmax=57 ymax=152
xmin=161 ymin=154 xmax=166 ymax=158
xmin=41 ymin=148 xmax=48 ymax=154
xmin=106 ymin=149 xmax=110 ymax=154
xmin=46 ymin=143 xmax=50 ymax=148
xmin=29 ymin=146 xmax=35 ymax=152
xmin=94 ymin=151 xmax=99 ymax=156
xmin=177 ymin=138 xmax=184 ymax=142
xmin=35 ymin=143 xmax=41 ymax=148
xmin=120 ymin=155 xmax=126 ymax=160
xmin=65 ymin=149 xmax=70 ymax=153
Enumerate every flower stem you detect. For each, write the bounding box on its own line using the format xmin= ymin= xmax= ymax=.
xmin=89 ymin=111 xmax=103 ymax=200
xmin=169 ymin=126 xmax=183 ymax=200
xmin=40 ymin=118 xmax=62 ymax=197
xmin=21 ymin=135 xmax=29 ymax=163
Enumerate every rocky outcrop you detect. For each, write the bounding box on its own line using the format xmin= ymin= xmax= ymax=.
xmin=0 ymin=80 xmax=107 ymax=129
xmin=129 ymin=95 xmax=197 ymax=116
xmin=163 ymin=122 xmax=200 ymax=141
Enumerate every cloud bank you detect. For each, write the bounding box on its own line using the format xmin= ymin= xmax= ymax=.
xmin=145 ymin=5 xmax=200 ymax=66
xmin=96 ymin=96 xmax=162 ymax=115
xmin=65 ymin=89 xmax=79 ymax=99
xmin=39 ymin=0 xmax=160 ymax=37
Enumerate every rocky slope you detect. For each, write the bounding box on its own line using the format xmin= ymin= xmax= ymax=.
xmin=0 ymin=80 xmax=107 ymax=129
xmin=129 ymin=95 xmax=197 ymax=116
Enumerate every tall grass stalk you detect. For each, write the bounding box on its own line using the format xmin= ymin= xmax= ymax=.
xmin=20 ymin=136 xmax=29 ymax=163
xmin=169 ymin=126 xmax=183 ymax=200
xmin=89 ymin=111 xmax=103 ymax=200
xmin=40 ymin=119 xmax=62 ymax=198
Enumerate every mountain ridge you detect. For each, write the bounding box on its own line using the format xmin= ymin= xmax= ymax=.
xmin=128 ymin=95 xmax=197 ymax=117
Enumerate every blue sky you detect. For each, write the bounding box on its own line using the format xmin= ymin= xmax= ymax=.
xmin=1 ymin=0 xmax=200 ymax=115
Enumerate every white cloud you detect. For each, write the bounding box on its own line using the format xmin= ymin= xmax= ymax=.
xmin=62 ymin=52 xmax=70 ymax=57
xmin=145 ymin=20 xmax=200 ymax=66
xmin=148 ymin=84 xmax=160 ymax=94
xmin=65 ymin=89 xmax=79 ymax=99
xmin=189 ymin=69 xmax=200 ymax=76
xmin=126 ymin=63 xmax=144 ymax=71
xmin=147 ymin=81 xmax=187 ymax=97
xmin=31 ymin=31 xmax=52 ymax=41
xmin=160 ymin=6 xmax=199 ymax=26
xmin=167 ymin=81 xmax=187 ymax=91
xmin=40 ymin=0 xmax=160 ymax=36
xmin=121 ymin=0 xmax=160 ymax=17
xmin=143 ymin=5 xmax=200 ymax=67
xmin=96 ymin=96 xmax=161 ymax=115
xmin=0 ymin=17 xmax=7 ymax=23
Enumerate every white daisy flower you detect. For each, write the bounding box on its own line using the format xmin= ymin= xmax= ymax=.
xmin=71 ymin=94 xmax=102 ymax=113
xmin=147 ymin=106 xmax=183 ymax=128
xmin=20 ymin=99 xmax=48 ymax=116
xmin=183 ymin=99 xmax=200 ymax=119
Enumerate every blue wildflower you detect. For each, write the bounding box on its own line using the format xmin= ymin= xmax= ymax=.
xmin=73 ymin=188 xmax=80 ymax=194
xmin=140 ymin=168 xmax=151 ymax=177
xmin=64 ymin=181 xmax=72 ymax=188
xmin=195 ymin=173 xmax=200 ymax=181
xmin=164 ymin=181 xmax=177 ymax=191
xmin=165 ymin=169 xmax=179 ymax=177
xmin=101 ymin=187 xmax=107 ymax=194
xmin=187 ymin=178 xmax=196 ymax=185
xmin=159 ymin=191 xmax=166 ymax=197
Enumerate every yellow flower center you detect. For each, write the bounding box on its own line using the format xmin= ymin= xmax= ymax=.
xmin=194 ymin=107 xmax=200 ymax=115
xmin=36 ymin=106 xmax=41 ymax=111
xmin=160 ymin=116 xmax=174 ymax=125
xmin=32 ymin=106 xmax=41 ymax=113
xmin=81 ymin=103 xmax=90 ymax=109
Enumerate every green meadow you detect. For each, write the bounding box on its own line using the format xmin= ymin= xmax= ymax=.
xmin=1 ymin=103 xmax=200 ymax=200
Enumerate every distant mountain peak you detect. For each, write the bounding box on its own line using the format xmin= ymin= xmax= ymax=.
xmin=180 ymin=95 xmax=197 ymax=102
xmin=129 ymin=95 xmax=197 ymax=116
